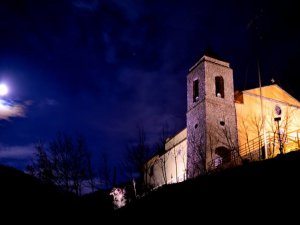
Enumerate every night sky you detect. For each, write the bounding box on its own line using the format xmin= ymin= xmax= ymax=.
xmin=0 ymin=0 xmax=299 ymax=182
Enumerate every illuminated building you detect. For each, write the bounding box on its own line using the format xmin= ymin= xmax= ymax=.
xmin=145 ymin=55 xmax=300 ymax=188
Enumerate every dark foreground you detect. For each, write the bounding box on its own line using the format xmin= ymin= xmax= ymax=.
xmin=2 ymin=151 xmax=300 ymax=223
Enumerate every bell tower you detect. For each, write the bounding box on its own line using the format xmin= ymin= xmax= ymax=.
xmin=186 ymin=55 xmax=238 ymax=178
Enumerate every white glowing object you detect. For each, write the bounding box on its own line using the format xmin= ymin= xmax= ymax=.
xmin=0 ymin=84 xmax=8 ymax=96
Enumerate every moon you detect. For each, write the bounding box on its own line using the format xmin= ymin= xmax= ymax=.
xmin=0 ymin=84 xmax=8 ymax=96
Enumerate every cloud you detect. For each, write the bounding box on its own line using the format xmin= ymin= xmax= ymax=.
xmin=0 ymin=144 xmax=34 ymax=159
xmin=110 ymin=0 xmax=143 ymax=22
xmin=45 ymin=98 xmax=58 ymax=106
xmin=0 ymin=99 xmax=26 ymax=120
xmin=72 ymin=0 xmax=100 ymax=11
xmin=0 ymin=144 xmax=35 ymax=171
xmin=102 ymin=32 xmax=117 ymax=64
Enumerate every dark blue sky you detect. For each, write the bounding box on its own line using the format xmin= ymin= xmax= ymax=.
xmin=0 ymin=0 xmax=299 ymax=180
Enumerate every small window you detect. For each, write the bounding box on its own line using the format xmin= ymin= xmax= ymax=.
xmin=193 ymin=79 xmax=199 ymax=102
xmin=220 ymin=121 xmax=225 ymax=126
xmin=215 ymin=76 xmax=224 ymax=98
xmin=194 ymin=124 xmax=198 ymax=129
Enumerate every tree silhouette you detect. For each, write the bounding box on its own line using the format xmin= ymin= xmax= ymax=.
xmin=27 ymin=132 xmax=95 ymax=195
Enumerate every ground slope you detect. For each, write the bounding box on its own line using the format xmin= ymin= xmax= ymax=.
xmin=114 ymin=151 xmax=300 ymax=222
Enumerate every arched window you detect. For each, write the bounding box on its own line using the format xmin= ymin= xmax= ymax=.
xmin=215 ymin=76 xmax=224 ymax=98
xmin=193 ymin=79 xmax=199 ymax=102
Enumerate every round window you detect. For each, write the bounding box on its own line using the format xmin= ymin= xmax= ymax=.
xmin=275 ymin=105 xmax=282 ymax=116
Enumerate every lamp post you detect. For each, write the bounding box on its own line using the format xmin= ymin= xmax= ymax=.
xmin=274 ymin=117 xmax=283 ymax=154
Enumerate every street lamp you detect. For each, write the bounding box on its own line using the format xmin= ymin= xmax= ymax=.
xmin=274 ymin=117 xmax=283 ymax=154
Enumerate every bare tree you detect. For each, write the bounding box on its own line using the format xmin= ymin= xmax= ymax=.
xmin=26 ymin=141 xmax=54 ymax=185
xmin=157 ymin=151 xmax=169 ymax=184
xmin=250 ymin=115 xmax=264 ymax=160
xmin=172 ymin=147 xmax=179 ymax=183
xmin=216 ymin=119 xmax=241 ymax=166
xmin=124 ymin=125 xmax=152 ymax=193
xmin=239 ymin=106 xmax=298 ymax=159
xmin=86 ymin=153 xmax=96 ymax=193
xmin=188 ymin=124 xmax=206 ymax=177
xmin=146 ymin=160 xmax=157 ymax=188
xmin=99 ymin=152 xmax=112 ymax=190
xmin=178 ymin=148 xmax=187 ymax=181
xmin=266 ymin=112 xmax=278 ymax=157
xmin=69 ymin=135 xmax=92 ymax=195
xmin=154 ymin=125 xmax=170 ymax=185
xmin=270 ymin=106 xmax=297 ymax=154
xmin=279 ymin=107 xmax=295 ymax=152
xmin=207 ymin=128 xmax=220 ymax=170
xmin=27 ymin=132 xmax=94 ymax=195
xmin=239 ymin=117 xmax=252 ymax=158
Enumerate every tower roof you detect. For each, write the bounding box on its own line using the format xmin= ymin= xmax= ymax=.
xmin=189 ymin=55 xmax=230 ymax=72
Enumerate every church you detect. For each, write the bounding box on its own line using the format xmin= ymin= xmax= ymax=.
xmin=145 ymin=54 xmax=300 ymax=188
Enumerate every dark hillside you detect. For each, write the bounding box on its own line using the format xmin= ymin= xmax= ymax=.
xmin=78 ymin=188 xmax=113 ymax=217
xmin=114 ymin=151 xmax=300 ymax=222
xmin=0 ymin=165 xmax=78 ymax=221
xmin=2 ymin=150 xmax=300 ymax=223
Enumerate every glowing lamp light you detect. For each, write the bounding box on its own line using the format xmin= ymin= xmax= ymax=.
xmin=0 ymin=84 xmax=8 ymax=96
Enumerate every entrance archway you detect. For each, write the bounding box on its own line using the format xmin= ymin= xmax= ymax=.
xmin=215 ymin=146 xmax=231 ymax=164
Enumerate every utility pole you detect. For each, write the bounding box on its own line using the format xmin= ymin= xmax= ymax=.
xmin=274 ymin=117 xmax=283 ymax=154
xmin=258 ymin=61 xmax=268 ymax=159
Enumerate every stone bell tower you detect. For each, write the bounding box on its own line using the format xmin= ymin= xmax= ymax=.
xmin=186 ymin=55 xmax=238 ymax=178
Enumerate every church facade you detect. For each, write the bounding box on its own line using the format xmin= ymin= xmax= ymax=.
xmin=145 ymin=55 xmax=300 ymax=188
